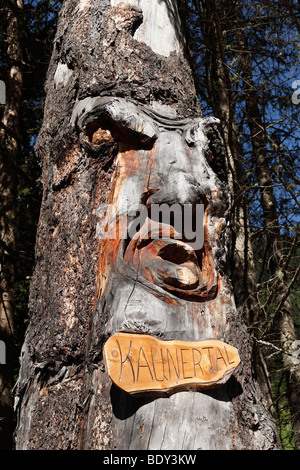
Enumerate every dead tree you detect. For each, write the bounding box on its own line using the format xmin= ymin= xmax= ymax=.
xmin=14 ymin=0 xmax=280 ymax=450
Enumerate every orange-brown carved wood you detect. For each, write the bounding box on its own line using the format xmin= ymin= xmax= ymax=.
xmin=104 ymin=333 xmax=240 ymax=395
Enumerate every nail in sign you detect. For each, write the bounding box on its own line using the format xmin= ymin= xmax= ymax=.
xmin=104 ymin=333 xmax=240 ymax=395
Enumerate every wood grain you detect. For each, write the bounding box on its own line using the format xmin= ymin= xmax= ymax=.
xmin=104 ymin=332 xmax=240 ymax=395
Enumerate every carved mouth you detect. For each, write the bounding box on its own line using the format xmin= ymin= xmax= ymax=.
xmin=134 ymin=238 xmax=202 ymax=291
xmin=124 ymin=216 xmax=217 ymax=301
xmin=156 ymin=241 xmax=200 ymax=290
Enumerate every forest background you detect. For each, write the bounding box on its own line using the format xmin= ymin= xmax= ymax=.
xmin=0 ymin=0 xmax=299 ymax=450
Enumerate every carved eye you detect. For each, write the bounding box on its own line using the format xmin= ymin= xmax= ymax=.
xmin=85 ymin=117 xmax=118 ymax=145
xmin=72 ymin=97 xmax=158 ymax=154
xmin=78 ymin=117 xmax=119 ymax=169
xmin=90 ymin=128 xmax=114 ymax=145
xmin=84 ymin=116 xmax=156 ymax=152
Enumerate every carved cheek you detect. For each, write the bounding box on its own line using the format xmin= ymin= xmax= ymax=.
xmin=95 ymin=146 xmax=149 ymax=299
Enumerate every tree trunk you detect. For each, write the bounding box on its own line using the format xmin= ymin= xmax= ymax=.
xmin=0 ymin=0 xmax=23 ymax=450
xmin=14 ymin=0 xmax=280 ymax=450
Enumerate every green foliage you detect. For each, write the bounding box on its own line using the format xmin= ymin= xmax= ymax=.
xmin=271 ymin=358 xmax=295 ymax=450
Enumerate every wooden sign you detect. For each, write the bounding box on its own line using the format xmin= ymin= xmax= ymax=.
xmin=104 ymin=333 xmax=240 ymax=396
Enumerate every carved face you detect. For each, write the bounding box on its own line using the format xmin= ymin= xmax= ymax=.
xmin=72 ymin=97 xmax=228 ymax=337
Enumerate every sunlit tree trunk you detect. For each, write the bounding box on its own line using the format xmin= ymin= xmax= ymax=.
xmin=14 ymin=0 xmax=280 ymax=450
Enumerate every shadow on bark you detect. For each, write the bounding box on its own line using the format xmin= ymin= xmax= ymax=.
xmin=111 ymin=384 xmax=156 ymax=420
xmin=111 ymin=375 xmax=243 ymax=420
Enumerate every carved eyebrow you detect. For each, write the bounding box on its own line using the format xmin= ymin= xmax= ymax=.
xmin=71 ymin=96 xmax=158 ymax=143
xmin=71 ymin=96 xmax=220 ymax=147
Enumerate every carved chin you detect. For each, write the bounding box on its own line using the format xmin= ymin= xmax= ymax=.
xmin=124 ymin=217 xmax=218 ymax=302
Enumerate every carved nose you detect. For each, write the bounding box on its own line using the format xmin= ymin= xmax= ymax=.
xmin=147 ymin=172 xmax=201 ymax=207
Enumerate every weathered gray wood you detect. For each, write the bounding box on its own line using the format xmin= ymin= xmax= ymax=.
xmin=111 ymin=0 xmax=182 ymax=57
xmin=14 ymin=0 xmax=280 ymax=450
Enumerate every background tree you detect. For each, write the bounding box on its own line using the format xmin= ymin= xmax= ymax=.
xmin=0 ymin=0 xmax=23 ymax=450
xmin=233 ymin=1 xmax=300 ymax=448
xmin=14 ymin=0 xmax=61 ymax=359
xmin=187 ymin=0 xmax=300 ymax=449
xmin=187 ymin=0 xmax=271 ymax=411
xmin=0 ymin=0 xmax=60 ymax=449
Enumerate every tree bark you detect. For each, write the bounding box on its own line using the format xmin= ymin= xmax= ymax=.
xmin=14 ymin=0 xmax=280 ymax=450
xmin=0 ymin=0 xmax=23 ymax=450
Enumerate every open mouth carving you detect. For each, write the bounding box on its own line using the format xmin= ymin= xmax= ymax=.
xmin=124 ymin=211 xmax=218 ymax=302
